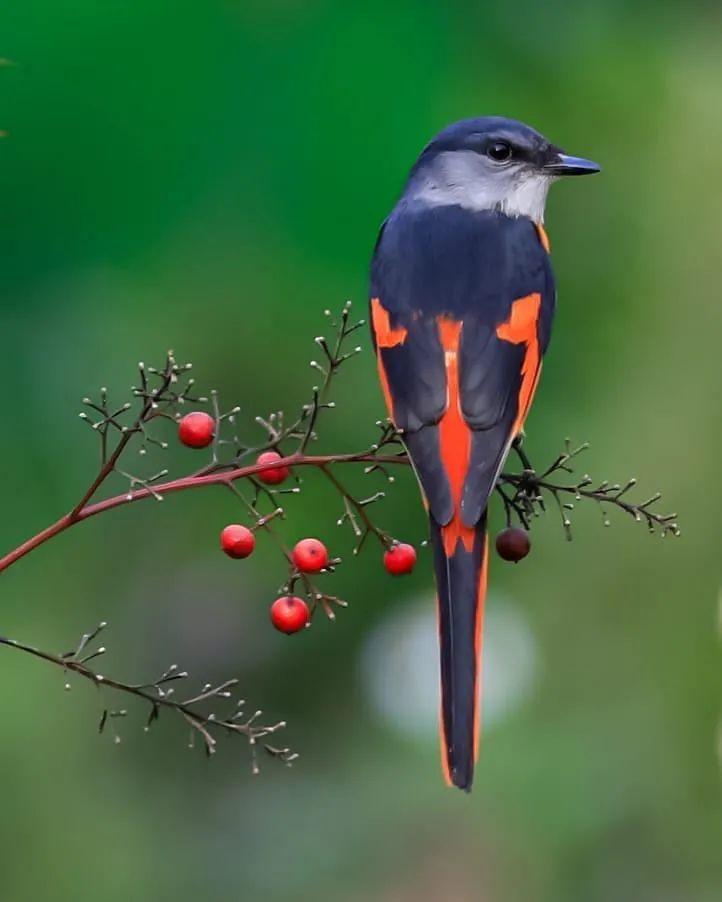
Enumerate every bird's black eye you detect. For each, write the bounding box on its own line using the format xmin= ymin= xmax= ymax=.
xmin=487 ymin=141 xmax=512 ymax=163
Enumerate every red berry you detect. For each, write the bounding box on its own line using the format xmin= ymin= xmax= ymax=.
xmin=220 ymin=524 xmax=256 ymax=559
xmin=178 ymin=411 xmax=215 ymax=449
xmin=495 ymin=527 xmax=531 ymax=563
xmin=256 ymin=451 xmax=291 ymax=485
xmin=292 ymin=538 xmax=329 ymax=573
xmin=384 ymin=542 xmax=417 ymax=575
xmin=270 ymin=596 xmax=309 ymax=634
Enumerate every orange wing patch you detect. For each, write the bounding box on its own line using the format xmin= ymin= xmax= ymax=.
xmin=496 ymin=293 xmax=542 ymax=436
xmin=370 ymin=298 xmax=408 ymax=425
xmin=370 ymin=298 xmax=408 ymax=348
xmin=437 ymin=318 xmax=475 ymax=557
xmin=374 ymin=354 xmax=396 ymax=425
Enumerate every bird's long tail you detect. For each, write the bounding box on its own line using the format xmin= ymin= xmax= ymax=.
xmin=429 ymin=509 xmax=489 ymax=792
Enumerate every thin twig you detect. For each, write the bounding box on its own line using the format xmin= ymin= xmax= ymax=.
xmin=0 ymin=629 xmax=296 ymax=767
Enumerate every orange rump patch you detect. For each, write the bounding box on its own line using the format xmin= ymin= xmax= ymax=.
xmin=496 ymin=293 xmax=542 ymax=435
xmin=437 ymin=318 xmax=475 ymax=557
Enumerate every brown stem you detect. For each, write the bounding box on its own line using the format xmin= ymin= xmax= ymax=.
xmin=0 ymin=452 xmax=410 ymax=576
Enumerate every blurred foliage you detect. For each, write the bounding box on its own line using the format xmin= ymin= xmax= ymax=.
xmin=0 ymin=1 xmax=720 ymax=900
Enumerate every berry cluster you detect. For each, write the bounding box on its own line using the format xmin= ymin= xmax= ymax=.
xmin=178 ymin=410 xmax=532 ymax=633
xmin=178 ymin=412 xmax=422 ymax=635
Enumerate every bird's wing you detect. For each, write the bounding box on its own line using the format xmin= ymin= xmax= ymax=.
xmin=370 ymin=207 xmax=555 ymax=531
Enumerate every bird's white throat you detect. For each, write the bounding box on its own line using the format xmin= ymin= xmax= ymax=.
xmin=409 ymin=150 xmax=553 ymax=224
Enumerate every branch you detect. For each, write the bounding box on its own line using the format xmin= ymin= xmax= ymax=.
xmin=0 ymin=623 xmax=296 ymax=771
xmin=0 ymin=437 xmax=679 ymax=577
xmin=0 ymin=451 xmax=409 ymax=575
xmin=498 ymin=438 xmax=680 ymax=539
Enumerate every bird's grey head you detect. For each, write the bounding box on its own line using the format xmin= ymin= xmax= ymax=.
xmin=405 ymin=116 xmax=600 ymax=223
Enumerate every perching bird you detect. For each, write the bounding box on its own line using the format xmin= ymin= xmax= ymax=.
xmin=369 ymin=117 xmax=599 ymax=791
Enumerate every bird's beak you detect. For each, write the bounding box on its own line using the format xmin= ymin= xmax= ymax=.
xmin=544 ymin=153 xmax=601 ymax=176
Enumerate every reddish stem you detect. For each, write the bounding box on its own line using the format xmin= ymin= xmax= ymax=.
xmin=0 ymin=452 xmax=408 ymax=575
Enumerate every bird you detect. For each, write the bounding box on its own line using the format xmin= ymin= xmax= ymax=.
xmin=369 ymin=117 xmax=599 ymax=791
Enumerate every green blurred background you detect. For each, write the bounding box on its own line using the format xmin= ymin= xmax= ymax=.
xmin=1 ymin=2 xmax=720 ymax=900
